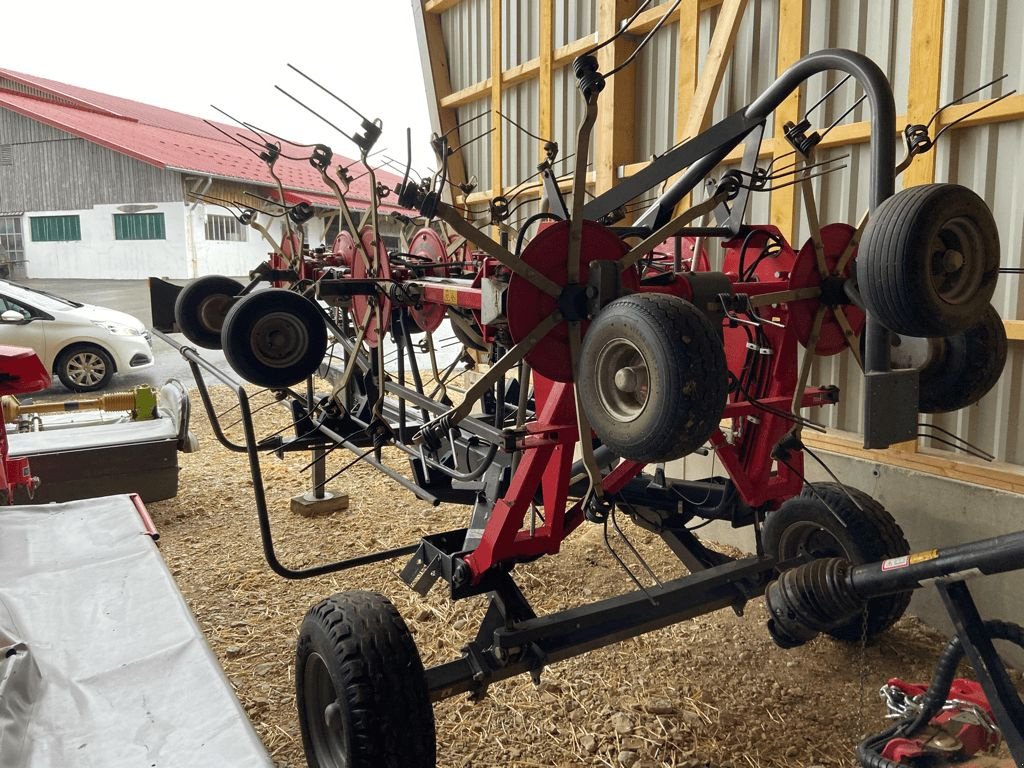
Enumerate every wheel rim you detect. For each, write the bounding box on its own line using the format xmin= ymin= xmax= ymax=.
xmin=777 ymin=521 xmax=849 ymax=561
xmin=888 ymin=333 xmax=935 ymax=370
xmin=594 ymin=338 xmax=650 ymax=422
xmin=303 ymin=652 xmax=352 ymax=767
xmin=929 ymin=216 xmax=986 ymax=306
xmin=66 ymin=351 xmax=107 ymax=387
xmin=197 ymin=294 xmax=232 ymax=333
xmin=249 ymin=311 xmax=309 ymax=369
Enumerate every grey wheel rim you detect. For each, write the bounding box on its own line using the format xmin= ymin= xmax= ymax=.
xmin=197 ymin=294 xmax=232 ymax=333
xmin=929 ymin=216 xmax=986 ymax=306
xmin=594 ymin=338 xmax=650 ymax=423
xmin=778 ymin=522 xmax=849 ymax=560
xmin=303 ymin=652 xmax=352 ymax=767
xmin=249 ymin=312 xmax=309 ymax=369
xmin=66 ymin=351 xmax=107 ymax=387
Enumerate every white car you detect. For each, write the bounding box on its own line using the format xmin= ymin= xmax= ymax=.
xmin=0 ymin=280 xmax=153 ymax=392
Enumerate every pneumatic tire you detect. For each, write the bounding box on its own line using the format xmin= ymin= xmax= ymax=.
xmin=221 ymin=288 xmax=327 ymax=388
xmin=296 ymin=590 xmax=435 ymax=768
xmin=174 ymin=274 xmax=244 ymax=349
xmin=578 ymin=293 xmax=728 ymax=464
xmin=858 ymin=183 xmax=999 ymax=337
xmin=763 ymin=483 xmax=911 ymax=641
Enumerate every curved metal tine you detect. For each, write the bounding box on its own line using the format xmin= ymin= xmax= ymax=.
xmin=580 ymin=0 xmax=656 ymax=59
xmin=928 ymin=74 xmax=1010 ymax=129
xmin=497 ymin=110 xmax=552 ymax=144
xmin=606 ymin=0 xmax=682 ymax=79
xmin=802 ymin=74 xmax=853 ymax=122
xmin=203 ymin=118 xmax=264 ymax=159
xmin=933 ymin=89 xmax=1017 ymax=144
xmin=820 ymin=94 xmax=868 ymax=141
xmin=241 ymin=119 xmax=321 ymax=150
xmin=765 ymin=149 xmax=798 ymax=174
xmin=438 ymin=110 xmax=491 ymax=142
xmin=765 ymin=153 xmax=850 ymax=182
xmin=759 ymin=163 xmax=848 ymax=192
xmin=449 ymin=126 xmax=496 ymax=157
xmin=610 ymin=505 xmax=662 ymax=587
xmin=918 ymin=422 xmax=995 ymax=461
xmin=602 ymin=514 xmax=658 ymax=604
xmin=243 ymin=190 xmax=291 ymax=212
xmin=802 ymin=444 xmax=866 ymax=513
xmin=286 ymin=63 xmax=373 ymax=125
xmin=274 ymin=85 xmax=358 ymax=146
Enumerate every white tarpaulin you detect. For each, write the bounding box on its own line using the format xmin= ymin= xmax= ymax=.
xmin=0 ymin=495 xmax=273 ymax=768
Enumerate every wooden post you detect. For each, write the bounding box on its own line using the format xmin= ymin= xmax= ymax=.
xmin=769 ymin=0 xmax=805 ymax=243
xmin=539 ymin=0 xmax=554 ymax=158
xmin=419 ymin=4 xmax=469 ymax=190
xmin=595 ymin=0 xmax=638 ymax=195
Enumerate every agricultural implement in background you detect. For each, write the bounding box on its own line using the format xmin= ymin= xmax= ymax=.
xmin=154 ymin=7 xmax=1022 ymax=764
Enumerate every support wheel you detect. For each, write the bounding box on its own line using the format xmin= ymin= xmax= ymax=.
xmin=296 ymin=590 xmax=435 ymax=768
xmin=578 ymin=294 xmax=728 ymax=463
xmin=174 ymin=275 xmax=244 ymax=349
xmin=858 ymin=183 xmax=999 ymax=337
xmin=888 ymin=303 xmax=1007 ymax=413
xmin=763 ymin=483 xmax=911 ymax=641
xmin=222 ymin=288 xmax=327 ymax=388
xmin=56 ymin=344 xmax=114 ymax=392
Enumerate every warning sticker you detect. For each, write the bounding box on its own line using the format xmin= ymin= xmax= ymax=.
xmin=909 ymin=549 xmax=940 ymax=565
xmin=881 ymin=555 xmax=910 ymax=571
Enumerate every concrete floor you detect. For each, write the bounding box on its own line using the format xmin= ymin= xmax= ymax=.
xmin=21 ymin=278 xmax=229 ymax=398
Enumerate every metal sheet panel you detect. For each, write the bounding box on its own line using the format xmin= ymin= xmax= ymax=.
xmin=455 ymin=97 xmax=493 ymax=192
xmin=503 ymin=0 xmax=539 ymax=69
xmin=553 ymin=0 xmax=596 ymax=48
xmin=442 ymin=0 xmax=492 ymax=91
xmin=501 ymin=79 xmax=540 ymax=193
xmin=634 ymin=22 xmax=679 ymax=161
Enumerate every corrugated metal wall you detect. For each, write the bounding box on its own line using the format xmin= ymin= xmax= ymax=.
xmin=0 ymin=110 xmax=183 ymax=211
xmin=425 ymin=0 xmax=1024 ymax=466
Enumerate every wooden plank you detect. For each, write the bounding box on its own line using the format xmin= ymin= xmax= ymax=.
xmin=424 ymin=0 xmax=462 ymax=14
xmin=804 ymin=431 xmax=1024 ymax=496
xmin=935 ymin=93 xmax=1024 ymax=130
xmin=595 ymin=0 xmax=639 ymax=195
xmin=539 ymin=0 xmax=554 ymax=155
xmin=768 ymin=0 xmax=805 ymax=243
xmin=421 ymin=8 xmax=468 ymax=188
xmin=902 ymin=0 xmax=945 ymax=188
xmin=440 ymin=79 xmax=493 ymax=109
xmin=553 ymin=37 xmax=598 ymax=68
xmin=631 ymin=0 xmax=724 ymax=35
xmin=490 ymin=0 xmax=502 ymax=199
xmin=1005 ymin=320 xmax=1024 ymax=342
xmin=678 ymin=0 xmax=747 ymax=140
xmin=672 ymin=0 xmax=699 ymax=210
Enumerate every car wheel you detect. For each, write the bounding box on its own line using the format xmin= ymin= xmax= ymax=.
xmin=56 ymin=345 xmax=115 ymax=392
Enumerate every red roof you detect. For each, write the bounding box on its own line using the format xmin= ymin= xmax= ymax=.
xmin=0 ymin=67 xmax=408 ymax=211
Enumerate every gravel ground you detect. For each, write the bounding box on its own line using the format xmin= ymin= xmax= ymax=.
xmin=147 ymin=384 xmax=1022 ymax=767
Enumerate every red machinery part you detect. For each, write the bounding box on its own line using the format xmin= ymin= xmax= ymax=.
xmin=0 ymin=346 xmax=49 ymax=503
xmin=506 ymin=220 xmax=638 ymax=382
xmin=647 ymin=235 xmax=709 ymax=274
xmin=328 ymin=231 xmax=357 ymax=269
xmin=788 ymin=222 xmax=866 ymax=356
xmin=406 ymin=228 xmax=451 ymax=333
xmin=350 ymin=227 xmax=392 ymax=347
xmin=881 ymin=678 xmax=1002 ymax=764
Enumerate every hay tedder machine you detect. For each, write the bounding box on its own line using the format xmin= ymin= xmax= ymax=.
xmin=153 ymin=12 xmax=1024 ymax=766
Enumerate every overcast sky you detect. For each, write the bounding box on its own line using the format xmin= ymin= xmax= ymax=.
xmin=2 ymin=0 xmax=437 ymax=172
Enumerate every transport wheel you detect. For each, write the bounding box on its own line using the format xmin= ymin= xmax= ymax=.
xmin=221 ymin=288 xmax=327 ymax=388
xmin=56 ymin=344 xmax=114 ymax=392
xmin=296 ymin=590 xmax=435 ymax=768
xmin=578 ymin=293 xmax=728 ymax=463
xmin=886 ymin=303 xmax=1007 ymax=413
xmin=858 ymin=183 xmax=999 ymax=337
xmin=174 ymin=275 xmax=244 ymax=349
xmin=763 ymin=483 xmax=911 ymax=641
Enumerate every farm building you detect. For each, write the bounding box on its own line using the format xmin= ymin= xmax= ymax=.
xmin=0 ymin=67 xmax=403 ymax=280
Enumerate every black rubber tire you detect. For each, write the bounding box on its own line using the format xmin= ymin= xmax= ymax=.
xmin=916 ymin=304 xmax=1007 ymax=413
xmin=578 ymin=293 xmax=728 ymax=463
xmin=55 ymin=344 xmax=115 ymax=392
xmin=174 ymin=275 xmax=244 ymax=349
xmin=762 ymin=482 xmax=911 ymax=641
xmin=296 ymin=590 xmax=435 ymax=768
xmin=858 ymin=183 xmax=999 ymax=337
xmin=221 ymin=288 xmax=327 ymax=388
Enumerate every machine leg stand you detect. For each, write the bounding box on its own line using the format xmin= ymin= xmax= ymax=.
xmin=291 ymin=445 xmax=349 ymax=517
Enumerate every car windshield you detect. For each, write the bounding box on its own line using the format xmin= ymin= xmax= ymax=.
xmin=1 ymin=281 xmax=83 ymax=311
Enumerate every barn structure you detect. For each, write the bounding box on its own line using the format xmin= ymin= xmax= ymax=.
xmin=0 ymin=67 xmax=403 ymax=281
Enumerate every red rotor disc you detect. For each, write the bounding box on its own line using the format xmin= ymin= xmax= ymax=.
xmin=507 ymin=220 xmax=638 ymax=382
xmin=329 ymin=231 xmax=356 ymax=269
xmin=789 ymin=222 xmax=865 ymax=356
xmin=350 ymin=226 xmax=392 ymax=347
xmin=407 ymin=228 xmax=449 ymax=333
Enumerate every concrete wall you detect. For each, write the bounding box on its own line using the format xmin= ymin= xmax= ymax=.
xmin=675 ymin=450 xmax=1024 ymax=666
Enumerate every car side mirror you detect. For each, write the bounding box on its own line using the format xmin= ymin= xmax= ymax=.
xmin=1 ymin=310 xmax=25 ymax=323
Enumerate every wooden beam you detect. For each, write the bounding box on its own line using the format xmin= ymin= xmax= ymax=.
xmin=424 ymin=0 xmax=462 ymax=14
xmin=539 ymin=0 xmax=554 ymax=156
xmin=460 ymin=173 xmax=597 ymax=205
xmin=804 ymin=431 xmax=1024 ymax=496
xmin=902 ymin=0 xmax=945 ymax=188
xmin=420 ymin=7 xmax=468 ymax=188
xmin=490 ymin=0 xmax=502 ymax=198
xmin=595 ymin=0 xmax=639 ymax=195
xmin=672 ymin=0 xmax=699 ymax=210
xmin=935 ymin=93 xmax=1024 ymax=130
xmin=631 ymin=0 xmax=725 ymax=35
xmin=769 ymin=0 xmax=805 ymax=243
xmin=1005 ymin=320 xmax=1024 ymax=342
xmin=440 ymin=79 xmax=493 ymax=109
